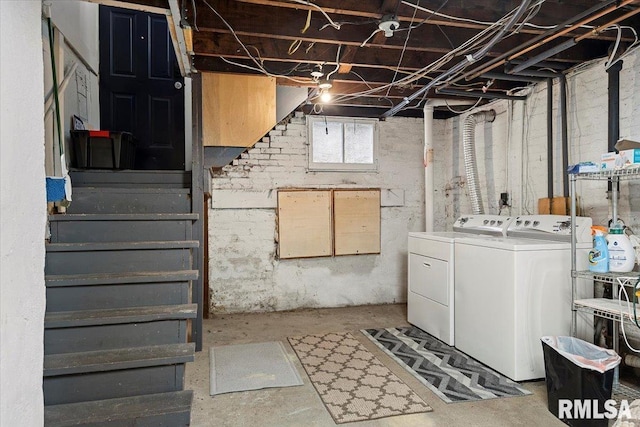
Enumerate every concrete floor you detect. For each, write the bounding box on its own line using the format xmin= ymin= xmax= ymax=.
xmin=185 ymin=304 xmax=565 ymax=427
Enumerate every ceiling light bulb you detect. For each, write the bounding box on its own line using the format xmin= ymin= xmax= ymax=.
xmin=320 ymin=90 xmax=332 ymax=103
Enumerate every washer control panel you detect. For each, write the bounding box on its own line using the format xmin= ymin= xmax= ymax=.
xmin=453 ymin=215 xmax=514 ymax=236
xmin=506 ymin=215 xmax=592 ymax=242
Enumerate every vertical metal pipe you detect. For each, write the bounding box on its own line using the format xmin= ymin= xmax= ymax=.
xmin=570 ymin=174 xmax=577 ymax=337
xmin=607 ymin=62 xmax=622 ymax=205
xmin=547 ymin=78 xmax=554 ymax=200
xmin=560 ymin=76 xmax=569 ymax=197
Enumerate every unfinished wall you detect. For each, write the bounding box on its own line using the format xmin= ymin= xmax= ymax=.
xmin=0 ymin=1 xmax=47 ymax=425
xmin=209 ymin=113 xmax=436 ymax=312
xmin=433 ymin=48 xmax=640 ymax=232
xmin=43 ymin=1 xmax=100 ymax=176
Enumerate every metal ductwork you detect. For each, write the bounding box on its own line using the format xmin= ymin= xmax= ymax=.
xmin=463 ymin=110 xmax=496 ymax=214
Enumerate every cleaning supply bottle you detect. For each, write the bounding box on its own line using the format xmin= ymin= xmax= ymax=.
xmin=607 ymin=227 xmax=635 ymax=273
xmin=589 ymin=229 xmax=609 ymax=273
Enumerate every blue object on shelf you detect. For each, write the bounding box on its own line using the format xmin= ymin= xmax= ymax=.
xmin=46 ymin=177 xmax=66 ymax=202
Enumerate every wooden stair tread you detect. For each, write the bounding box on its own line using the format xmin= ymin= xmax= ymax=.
xmin=45 ymin=304 xmax=197 ymax=328
xmin=45 ymin=270 xmax=198 ymax=287
xmin=44 ymin=343 xmax=195 ymax=376
xmin=44 ymin=390 xmax=192 ymax=426
xmin=49 ymin=213 xmax=198 ymax=221
xmin=46 ymin=240 xmax=199 ymax=252
xmin=72 ymin=187 xmax=190 ymax=194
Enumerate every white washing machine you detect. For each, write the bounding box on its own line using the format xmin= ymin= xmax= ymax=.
xmin=407 ymin=215 xmax=514 ymax=346
xmin=454 ymin=215 xmax=593 ymax=381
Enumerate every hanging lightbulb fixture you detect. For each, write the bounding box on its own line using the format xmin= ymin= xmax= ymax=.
xmin=318 ymin=79 xmax=332 ymax=103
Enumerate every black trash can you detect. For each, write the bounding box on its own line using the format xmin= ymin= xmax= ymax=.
xmin=541 ymin=336 xmax=621 ymax=427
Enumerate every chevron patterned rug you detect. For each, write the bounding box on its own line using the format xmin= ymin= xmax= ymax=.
xmin=362 ymin=326 xmax=532 ymax=404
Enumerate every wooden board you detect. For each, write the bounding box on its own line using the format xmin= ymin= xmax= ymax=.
xmin=277 ymin=190 xmax=332 ymax=259
xmin=333 ymin=189 xmax=381 ymax=256
xmin=201 ymin=72 xmax=276 ymax=147
xmin=538 ymin=197 xmax=571 ymax=215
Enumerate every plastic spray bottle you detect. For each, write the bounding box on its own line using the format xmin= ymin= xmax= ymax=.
xmin=589 ymin=228 xmax=609 ymax=273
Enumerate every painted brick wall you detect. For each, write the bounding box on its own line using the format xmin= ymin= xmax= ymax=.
xmin=209 ymin=113 xmax=439 ymax=313
xmin=433 ymin=50 xmax=640 ymax=232
xmin=209 ymin=49 xmax=640 ymax=314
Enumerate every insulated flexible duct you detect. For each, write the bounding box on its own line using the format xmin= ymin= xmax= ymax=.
xmin=463 ymin=110 xmax=496 ymax=214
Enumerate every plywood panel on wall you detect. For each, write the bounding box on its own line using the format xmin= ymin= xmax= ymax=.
xmin=334 ymin=189 xmax=381 ymax=256
xmin=277 ymin=190 xmax=332 ymax=259
xmin=202 ymin=72 xmax=276 ymax=147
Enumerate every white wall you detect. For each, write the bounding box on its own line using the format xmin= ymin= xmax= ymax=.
xmin=208 ymin=113 xmax=439 ymax=312
xmin=0 ymin=1 xmax=47 ymax=426
xmin=433 ymin=50 xmax=640 ymax=232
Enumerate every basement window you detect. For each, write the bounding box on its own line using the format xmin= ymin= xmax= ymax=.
xmin=307 ymin=116 xmax=378 ymax=171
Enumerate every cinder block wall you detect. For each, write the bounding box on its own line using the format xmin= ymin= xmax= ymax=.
xmin=209 ymin=114 xmax=440 ymax=313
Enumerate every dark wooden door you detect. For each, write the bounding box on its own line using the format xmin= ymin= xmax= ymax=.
xmin=99 ymin=6 xmax=185 ymax=170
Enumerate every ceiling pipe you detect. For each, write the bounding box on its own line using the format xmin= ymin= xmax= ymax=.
xmin=453 ymin=0 xmax=634 ymax=83
xmin=508 ymin=6 xmax=640 ymax=75
xmin=505 ymin=68 xmax=561 ymax=79
xmin=436 ymin=88 xmax=527 ymax=101
xmin=509 ymin=39 xmax=577 ymax=74
xmin=381 ymin=0 xmax=532 ymax=118
xmin=480 ymin=72 xmax=543 ymax=83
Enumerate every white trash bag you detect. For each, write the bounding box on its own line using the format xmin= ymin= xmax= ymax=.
xmin=541 ymin=336 xmax=621 ymax=373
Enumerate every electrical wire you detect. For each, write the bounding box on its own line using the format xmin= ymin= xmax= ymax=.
xmin=618 ymin=278 xmax=640 ymax=353
xmin=603 ymin=25 xmax=640 ymax=69
xmin=444 ymin=97 xmax=482 ymax=114
xmin=201 ymin=0 xmax=311 ymax=83
xmin=385 ymin=0 xmax=420 ymax=97
xmin=401 ymin=0 xmax=547 ymax=28
xmin=283 ymin=0 xmax=341 ymax=30
xmin=325 ymin=45 xmax=341 ymax=81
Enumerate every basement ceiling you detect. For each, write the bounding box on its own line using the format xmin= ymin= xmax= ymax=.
xmin=125 ymin=0 xmax=640 ymax=118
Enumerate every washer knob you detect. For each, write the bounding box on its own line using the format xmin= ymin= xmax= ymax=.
xmin=490 ymin=220 xmax=496 ymax=225
xmin=524 ymin=220 xmax=531 ymax=226
xmin=533 ymin=221 xmax=540 ymax=227
xmin=483 ymin=220 xmax=489 ymax=225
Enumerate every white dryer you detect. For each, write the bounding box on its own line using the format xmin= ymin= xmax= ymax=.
xmin=407 ymin=215 xmax=514 ymax=346
xmin=453 ymin=215 xmax=593 ymax=381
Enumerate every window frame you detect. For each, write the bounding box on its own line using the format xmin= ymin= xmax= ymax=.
xmin=307 ymin=116 xmax=379 ymax=172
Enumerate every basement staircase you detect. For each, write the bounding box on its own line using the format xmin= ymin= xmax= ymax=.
xmin=43 ymin=170 xmax=199 ymax=426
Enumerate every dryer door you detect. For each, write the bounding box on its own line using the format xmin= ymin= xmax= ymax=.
xmin=409 ymin=254 xmax=448 ymax=305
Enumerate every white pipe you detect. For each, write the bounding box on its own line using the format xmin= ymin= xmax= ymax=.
xmin=422 ymin=100 xmax=474 ymax=232
xmin=424 ymin=104 xmax=435 ymax=232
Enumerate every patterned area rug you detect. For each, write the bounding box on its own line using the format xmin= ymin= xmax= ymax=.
xmin=288 ymin=332 xmax=431 ymax=424
xmin=362 ymin=327 xmax=532 ymax=404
